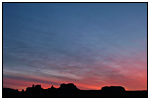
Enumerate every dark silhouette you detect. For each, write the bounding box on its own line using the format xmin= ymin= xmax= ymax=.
xmin=101 ymin=86 xmax=125 ymax=92
xmin=2 ymin=83 xmax=148 ymax=98
xmin=48 ymin=85 xmax=57 ymax=91
xmin=3 ymin=88 xmax=19 ymax=93
xmin=58 ymin=83 xmax=79 ymax=91
xmin=26 ymin=84 xmax=43 ymax=93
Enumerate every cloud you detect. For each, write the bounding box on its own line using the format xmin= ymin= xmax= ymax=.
xmin=40 ymin=69 xmax=82 ymax=80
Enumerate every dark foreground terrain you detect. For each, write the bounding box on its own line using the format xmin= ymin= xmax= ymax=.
xmin=3 ymin=83 xmax=148 ymax=98
xmin=3 ymin=90 xmax=148 ymax=98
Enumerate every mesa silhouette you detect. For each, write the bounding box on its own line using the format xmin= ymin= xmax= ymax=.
xmin=3 ymin=83 xmax=148 ymax=98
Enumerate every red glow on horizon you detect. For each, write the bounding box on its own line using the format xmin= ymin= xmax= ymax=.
xmin=3 ymin=51 xmax=147 ymax=91
xmin=3 ymin=77 xmax=147 ymax=91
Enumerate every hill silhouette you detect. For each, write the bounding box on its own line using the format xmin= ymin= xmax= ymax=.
xmin=101 ymin=86 xmax=125 ymax=92
xmin=58 ymin=83 xmax=79 ymax=91
xmin=3 ymin=83 xmax=148 ymax=98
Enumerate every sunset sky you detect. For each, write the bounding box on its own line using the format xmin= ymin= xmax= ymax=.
xmin=3 ymin=3 xmax=147 ymax=91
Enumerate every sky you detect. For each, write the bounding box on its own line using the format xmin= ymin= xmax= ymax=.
xmin=3 ymin=3 xmax=147 ymax=91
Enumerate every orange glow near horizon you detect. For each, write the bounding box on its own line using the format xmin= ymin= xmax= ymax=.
xmin=3 ymin=50 xmax=147 ymax=91
xmin=3 ymin=76 xmax=147 ymax=91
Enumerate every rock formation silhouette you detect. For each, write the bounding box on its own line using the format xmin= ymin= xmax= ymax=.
xmin=58 ymin=83 xmax=79 ymax=91
xmin=101 ymin=86 xmax=125 ymax=92
xmin=2 ymin=83 xmax=148 ymax=98
xmin=3 ymin=88 xmax=19 ymax=93
xmin=26 ymin=84 xmax=43 ymax=93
